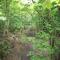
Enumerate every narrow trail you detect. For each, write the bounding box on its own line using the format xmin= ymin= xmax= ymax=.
xmin=0 ymin=32 xmax=32 ymax=60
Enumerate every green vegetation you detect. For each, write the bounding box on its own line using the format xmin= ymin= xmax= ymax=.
xmin=0 ymin=0 xmax=60 ymax=60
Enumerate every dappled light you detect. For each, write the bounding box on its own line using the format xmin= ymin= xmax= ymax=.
xmin=0 ymin=0 xmax=60 ymax=60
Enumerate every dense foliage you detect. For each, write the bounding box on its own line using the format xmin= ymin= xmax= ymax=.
xmin=0 ymin=0 xmax=60 ymax=60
